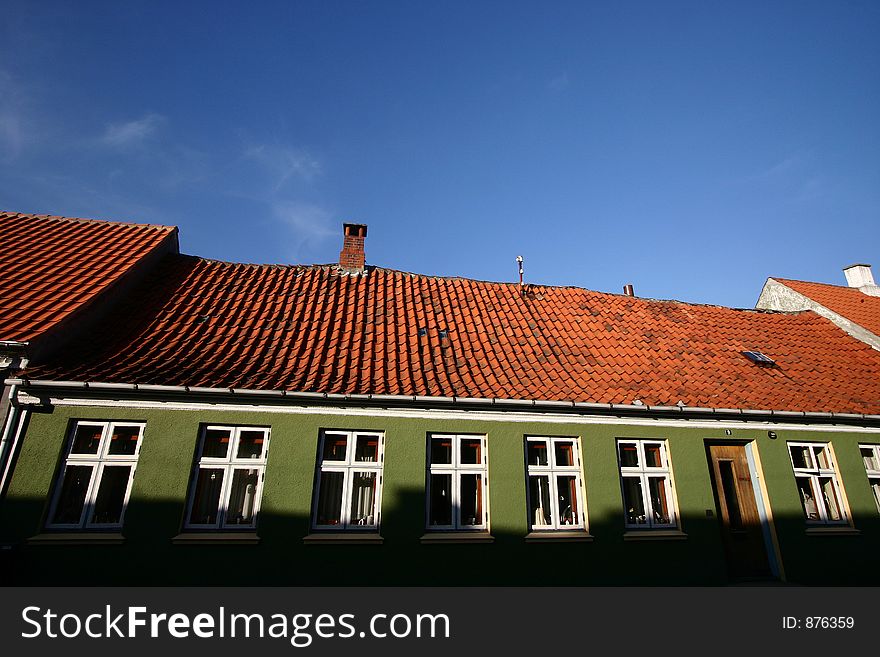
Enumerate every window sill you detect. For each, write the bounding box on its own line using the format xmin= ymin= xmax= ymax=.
xmin=525 ymin=531 xmax=594 ymax=543
xmin=171 ymin=532 xmax=260 ymax=545
xmin=27 ymin=532 xmax=125 ymax=546
xmin=805 ymin=526 xmax=861 ymax=537
xmin=303 ymin=533 xmax=384 ymax=545
xmin=623 ymin=529 xmax=688 ymax=541
xmin=420 ymin=532 xmax=494 ymax=544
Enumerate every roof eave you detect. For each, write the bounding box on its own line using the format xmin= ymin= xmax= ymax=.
xmin=7 ymin=378 xmax=879 ymax=425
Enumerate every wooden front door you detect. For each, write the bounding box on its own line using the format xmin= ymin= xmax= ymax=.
xmin=706 ymin=444 xmax=772 ymax=579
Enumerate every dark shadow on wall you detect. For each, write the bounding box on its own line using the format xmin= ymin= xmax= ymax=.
xmin=1 ymin=488 xmax=879 ymax=587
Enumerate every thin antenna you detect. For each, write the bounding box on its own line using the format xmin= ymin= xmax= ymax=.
xmin=516 ymin=255 xmax=524 ymax=294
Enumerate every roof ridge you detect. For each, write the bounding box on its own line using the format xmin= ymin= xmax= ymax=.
xmin=0 ymin=210 xmax=176 ymax=232
xmin=772 ymin=276 xmax=851 ymax=290
xmin=378 ymin=265 xmax=779 ymax=310
xmin=173 ymin=257 xmax=812 ymax=315
xmin=182 ymin=255 xmax=342 ymax=270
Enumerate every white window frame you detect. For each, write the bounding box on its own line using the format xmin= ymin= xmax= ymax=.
xmin=426 ymin=433 xmax=489 ymax=531
xmin=617 ymin=439 xmax=678 ymax=529
xmin=787 ymin=442 xmax=849 ymax=525
xmin=184 ymin=425 xmax=270 ymax=530
xmin=525 ymin=436 xmax=586 ymax=530
xmin=859 ymin=444 xmax=880 ymax=515
xmin=46 ymin=420 xmax=145 ymax=530
xmin=312 ymin=430 xmax=385 ymax=530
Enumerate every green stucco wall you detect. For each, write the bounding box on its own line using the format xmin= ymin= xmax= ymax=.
xmin=1 ymin=402 xmax=878 ymax=585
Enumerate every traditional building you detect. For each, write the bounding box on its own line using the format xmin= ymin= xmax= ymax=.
xmin=1 ymin=213 xmax=879 ymax=585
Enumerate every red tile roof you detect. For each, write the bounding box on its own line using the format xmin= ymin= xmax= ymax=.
xmin=23 ymin=255 xmax=880 ymax=414
xmin=773 ymin=277 xmax=880 ymax=338
xmin=0 ymin=212 xmax=177 ymax=343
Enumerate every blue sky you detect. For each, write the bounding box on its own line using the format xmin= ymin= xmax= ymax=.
xmin=2 ymin=1 xmax=878 ymax=308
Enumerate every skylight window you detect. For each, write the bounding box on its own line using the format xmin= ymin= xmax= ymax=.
xmin=742 ymin=350 xmax=775 ymax=366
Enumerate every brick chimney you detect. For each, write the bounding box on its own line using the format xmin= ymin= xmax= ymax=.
xmin=339 ymin=223 xmax=367 ymax=271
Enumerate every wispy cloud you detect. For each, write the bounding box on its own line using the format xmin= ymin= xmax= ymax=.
xmin=271 ymin=201 xmax=337 ymax=261
xmin=0 ymin=70 xmax=35 ymax=162
xmin=0 ymin=113 xmax=25 ymax=161
xmin=153 ymin=144 xmax=213 ymax=190
xmin=548 ymin=72 xmax=570 ymax=93
xmin=3 ymin=171 xmax=173 ymax=226
xmin=1 ymin=85 xmax=338 ymax=264
xmin=101 ymin=113 xmax=164 ymax=148
xmin=731 ymin=151 xmax=831 ymax=206
xmin=746 ymin=154 xmax=803 ymax=182
xmin=245 ymin=144 xmax=322 ymax=189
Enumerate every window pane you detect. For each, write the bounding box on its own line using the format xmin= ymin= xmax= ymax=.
xmin=70 ymin=425 xmax=103 ymax=455
xmin=527 ymin=440 xmax=549 ymax=466
xmin=354 ymin=435 xmax=379 ymax=463
xmin=51 ymin=465 xmax=93 ymax=524
xmin=107 ymin=425 xmax=140 ymax=456
xmin=789 ymin=445 xmax=811 ymax=470
xmin=622 ymin=476 xmax=646 ymax=524
xmin=316 ymin=471 xmax=344 ymax=525
xmin=554 ymin=441 xmax=575 ymax=467
xmin=236 ymin=430 xmax=266 ymax=460
xmin=460 ymin=473 xmax=483 ymax=526
xmin=619 ymin=443 xmax=639 ymax=468
xmin=529 ymin=475 xmax=552 ymax=527
xmin=202 ymin=428 xmax=232 ymax=459
xmin=819 ymin=477 xmax=842 ymax=521
xmin=644 ymin=444 xmax=663 ymax=468
xmin=460 ymin=437 xmax=482 ymax=465
xmin=429 ymin=474 xmax=452 ymax=525
xmin=430 ymin=437 xmax=453 ymax=465
xmin=89 ymin=466 xmax=131 ymax=524
xmin=226 ymin=468 xmax=260 ymax=525
xmin=648 ymin=477 xmax=671 ymax=524
xmin=871 ymin=479 xmax=880 ymax=514
xmin=795 ymin=477 xmax=820 ymax=520
xmin=350 ymin=471 xmax=378 ymax=525
xmin=556 ymin=475 xmax=578 ymax=525
xmin=322 ymin=434 xmax=348 ymax=462
xmin=813 ymin=446 xmax=831 ymax=469
xmin=861 ymin=447 xmax=879 ymax=472
xmin=188 ymin=468 xmax=225 ymax=525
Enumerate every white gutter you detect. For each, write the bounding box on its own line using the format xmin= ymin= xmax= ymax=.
xmin=6 ymin=378 xmax=880 ymax=423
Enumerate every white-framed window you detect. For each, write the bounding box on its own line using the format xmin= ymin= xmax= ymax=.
xmin=47 ymin=421 xmax=145 ymax=529
xmin=859 ymin=444 xmax=880 ymax=514
xmin=313 ymin=430 xmax=384 ymax=529
xmin=787 ymin=442 xmax=848 ymax=525
xmin=525 ymin=436 xmax=585 ymax=530
xmin=617 ymin=439 xmax=678 ymax=529
xmin=184 ymin=425 xmax=270 ymax=529
xmin=427 ymin=434 xmax=488 ymax=530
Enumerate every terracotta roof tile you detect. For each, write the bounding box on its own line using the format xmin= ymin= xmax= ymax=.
xmin=0 ymin=211 xmax=176 ymax=343
xmin=774 ymin=277 xmax=880 ymax=337
xmin=21 ymin=255 xmax=880 ymax=414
